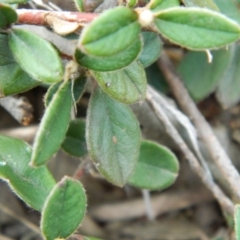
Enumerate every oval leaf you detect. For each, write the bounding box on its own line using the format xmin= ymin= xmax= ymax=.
xmin=154 ymin=7 xmax=240 ymax=50
xmin=9 ymin=29 xmax=63 ymax=83
xmin=61 ymin=119 xmax=87 ymax=158
xmin=128 ymin=140 xmax=179 ymax=190
xmin=0 ymin=33 xmax=40 ymax=97
xmin=41 ymin=176 xmax=87 ymax=240
xmin=75 ymin=37 xmax=142 ymax=71
xmin=78 ymin=6 xmax=140 ymax=57
xmin=91 ymin=61 xmax=147 ymax=104
xmin=31 ymin=80 xmax=73 ymax=166
xmin=0 ymin=3 xmax=17 ymax=28
xmin=86 ymin=87 xmax=141 ymax=186
xmin=148 ymin=0 xmax=180 ymax=12
xmin=0 ymin=135 xmax=56 ymax=211
xmin=177 ymin=48 xmax=231 ymax=101
xmin=138 ymin=31 xmax=162 ymax=67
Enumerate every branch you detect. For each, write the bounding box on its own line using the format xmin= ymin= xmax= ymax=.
xmin=158 ymin=52 xmax=240 ymax=203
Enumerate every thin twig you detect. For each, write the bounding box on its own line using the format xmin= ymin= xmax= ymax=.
xmin=158 ymin=52 xmax=240 ymax=202
xmin=142 ymin=189 xmax=155 ymax=220
xmin=146 ymin=87 xmax=234 ymax=216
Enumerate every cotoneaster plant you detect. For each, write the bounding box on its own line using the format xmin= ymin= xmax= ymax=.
xmin=1 ymin=0 xmax=240 ymax=239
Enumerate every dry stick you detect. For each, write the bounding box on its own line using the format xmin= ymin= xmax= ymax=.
xmin=146 ymin=87 xmax=234 ymax=216
xmin=158 ymin=52 xmax=240 ymax=202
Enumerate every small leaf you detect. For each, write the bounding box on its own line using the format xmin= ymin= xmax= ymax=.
xmin=75 ymin=37 xmax=142 ymax=71
xmin=127 ymin=0 xmax=137 ymax=8
xmin=216 ymin=44 xmax=240 ymax=108
xmin=0 ymin=0 xmax=27 ymax=3
xmin=73 ymin=0 xmax=84 ymax=11
xmin=78 ymin=6 xmax=140 ymax=57
xmin=182 ymin=0 xmax=219 ymax=11
xmin=86 ymin=87 xmax=141 ymax=186
xmin=9 ymin=29 xmax=64 ymax=83
xmin=154 ymin=7 xmax=240 ymax=50
xmin=0 ymin=33 xmax=39 ymax=97
xmin=128 ymin=140 xmax=179 ymax=190
xmin=0 ymin=135 xmax=56 ymax=211
xmin=0 ymin=3 xmax=17 ymax=28
xmin=61 ymin=119 xmax=87 ymax=158
xmin=83 ymin=237 xmax=104 ymax=240
xmin=31 ymin=80 xmax=72 ymax=166
xmin=235 ymin=204 xmax=240 ymax=240
xmin=177 ymin=48 xmax=231 ymax=101
xmin=41 ymin=176 xmax=87 ymax=240
xmin=91 ymin=61 xmax=147 ymax=104
xmin=138 ymin=31 xmax=162 ymax=68
xmin=148 ymin=0 xmax=180 ymax=12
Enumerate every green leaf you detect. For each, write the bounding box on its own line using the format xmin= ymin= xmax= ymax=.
xmin=154 ymin=7 xmax=240 ymax=50
xmin=128 ymin=140 xmax=179 ymax=190
xmin=127 ymin=0 xmax=137 ymax=8
xmin=31 ymin=80 xmax=72 ymax=166
xmin=216 ymin=44 xmax=240 ymax=108
xmin=91 ymin=61 xmax=147 ymax=104
xmin=75 ymin=37 xmax=142 ymax=71
xmin=78 ymin=6 xmax=140 ymax=57
xmin=182 ymin=0 xmax=219 ymax=11
xmin=86 ymin=87 xmax=141 ymax=186
xmin=0 ymin=3 xmax=17 ymax=28
xmin=0 ymin=33 xmax=40 ymax=97
xmin=0 ymin=0 xmax=27 ymax=3
xmin=61 ymin=119 xmax=87 ymax=158
xmin=148 ymin=0 xmax=180 ymax=12
xmin=177 ymin=48 xmax=231 ymax=101
xmin=139 ymin=31 xmax=162 ymax=68
xmin=0 ymin=135 xmax=56 ymax=211
xmin=73 ymin=0 xmax=84 ymax=11
xmin=214 ymin=0 xmax=240 ymax=23
xmin=235 ymin=204 xmax=240 ymax=240
xmin=9 ymin=29 xmax=63 ymax=83
xmin=83 ymin=237 xmax=104 ymax=240
xmin=41 ymin=176 xmax=86 ymax=240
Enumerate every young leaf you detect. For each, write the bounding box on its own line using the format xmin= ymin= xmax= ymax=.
xmin=9 ymin=29 xmax=63 ymax=83
xmin=75 ymin=37 xmax=142 ymax=71
xmin=138 ymin=31 xmax=162 ymax=68
xmin=61 ymin=119 xmax=87 ymax=158
xmin=0 ymin=33 xmax=40 ymax=97
xmin=154 ymin=7 xmax=240 ymax=50
xmin=148 ymin=0 xmax=180 ymax=12
xmin=216 ymin=44 xmax=240 ymax=108
xmin=86 ymin=87 xmax=141 ymax=186
xmin=177 ymin=48 xmax=231 ymax=101
xmin=0 ymin=3 xmax=17 ymax=28
xmin=78 ymin=6 xmax=140 ymax=57
xmin=0 ymin=135 xmax=56 ymax=211
xmin=0 ymin=0 xmax=27 ymax=3
xmin=235 ymin=204 xmax=240 ymax=240
xmin=31 ymin=80 xmax=73 ymax=166
xmin=182 ymin=0 xmax=219 ymax=11
xmin=41 ymin=176 xmax=87 ymax=240
xmin=91 ymin=61 xmax=147 ymax=104
xmin=73 ymin=0 xmax=84 ymax=12
xmin=128 ymin=140 xmax=179 ymax=190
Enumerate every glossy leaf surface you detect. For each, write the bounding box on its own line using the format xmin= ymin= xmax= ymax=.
xmin=91 ymin=61 xmax=147 ymax=104
xmin=86 ymin=87 xmax=141 ymax=186
xmin=9 ymin=29 xmax=63 ymax=83
xmin=139 ymin=32 xmax=162 ymax=68
xmin=75 ymin=37 xmax=142 ymax=71
xmin=128 ymin=140 xmax=179 ymax=190
xmin=0 ymin=33 xmax=39 ymax=97
xmin=0 ymin=3 xmax=17 ymax=28
xmin=149 ymin=0 xmax=180 ymax=12
xmin=0 ymin=135 xmax=55 ymax=211
xmin=31 ymin=80 xmax=72 ymax=166
xmin=62 ymin=119 xmax=87 ymax=158
xmin=216 ymin=45 xmax=240 ymax=108
xmin=78 ymin=6 xmax=140 ymax=57
xmin=41 ymin=177 xmax=86 ymax=240
xmin=182 ymin=0 xmax=218 ymax=11
xmin=154 ymin=7 xmax=240 ymax=50
xmin=177 ymin=49 xmax=231 ymax=101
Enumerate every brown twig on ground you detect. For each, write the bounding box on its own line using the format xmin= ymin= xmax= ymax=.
xmin=146 ymin=86 xmax=234 ymax=216
xmin=157 ymin=52 xmax=240 ymax=203
xmin=0 ymin=96 xmax=33 ymax=126
xmin=90 ymin=187 xmax=213 ymax=221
